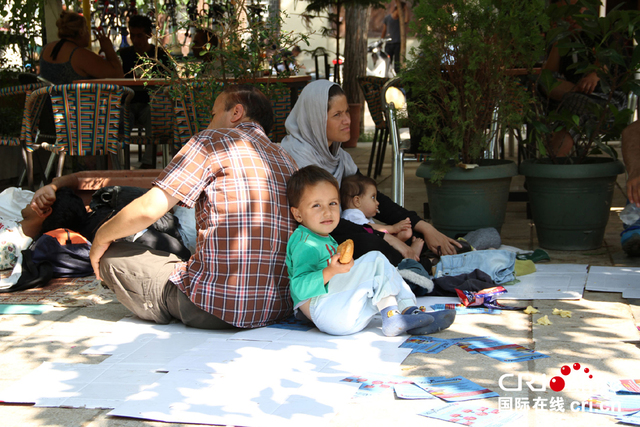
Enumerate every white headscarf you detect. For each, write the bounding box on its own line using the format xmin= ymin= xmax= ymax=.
xmin=281 ymin=80 xmax=358 ymax=184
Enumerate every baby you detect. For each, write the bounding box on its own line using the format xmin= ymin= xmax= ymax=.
xmin=285 ymin=165 xmax=455 ymax=336
xmin=340 ymin=174 xmax=424 ymax=261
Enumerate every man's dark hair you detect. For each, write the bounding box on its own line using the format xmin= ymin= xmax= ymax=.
xmin=41 ymin=187 xmax=88 ymax=236
xmin=340 ymin=174 xmax=377 ymax=208
xmin=128 ymin=15 xmax=153 ymax=36
xmin=222 ymin=84 xmax=274 ymax=135
xmin=287 ymin=165 xmax=339 ymax=208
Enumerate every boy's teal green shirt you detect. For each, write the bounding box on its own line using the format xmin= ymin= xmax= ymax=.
xmin=285 ymin=225 xmax=339 ymax=306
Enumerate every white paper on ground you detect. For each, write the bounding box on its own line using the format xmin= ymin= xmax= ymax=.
xmin=108 ymin=369 xmax=361 ymax=427
xmin=0 ymin=362 xmax=165 ymax=409
xmin=586 ymin=266 xmax=640 ymax=293
xmin=623 ymin=288 xmax=640 ymax=299
xmin=500 ymin=264 xmax=588 ymax=300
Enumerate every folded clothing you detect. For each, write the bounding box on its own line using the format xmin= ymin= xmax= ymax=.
xmin=431 ymin=268 xmax=497 ymax=297
xmin=434 ymin=249 xmax=516 ymax=285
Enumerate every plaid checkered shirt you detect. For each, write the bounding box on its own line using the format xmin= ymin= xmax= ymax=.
xmin=154 ymin=122 xmax=298 ymax=328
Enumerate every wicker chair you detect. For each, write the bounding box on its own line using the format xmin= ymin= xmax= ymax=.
xmin=168 ymin=82 xmax=221 ymax=151
xmin=168 ymin=82 xmax=304 ymax=151
xmin=0 ymin=82 xmax=52 ymax=188
xmin=126 ymin=89 xmax=174 ymax=168
xmin=24 ymin=83 xmax=134 ymax=181
xmin=357 ymin=76 xmax=389 ymax=178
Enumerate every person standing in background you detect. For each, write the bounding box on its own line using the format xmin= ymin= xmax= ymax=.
xmin=118 ymin=15 xmax=173 ymax=169
xmin=381 ymin=5 xmax=402 ymax=74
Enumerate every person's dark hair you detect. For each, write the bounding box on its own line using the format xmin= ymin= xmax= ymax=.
xmin=128 ymin=15 xmax=153 ymax=36
xmin=222 ymin=84 xmax=274 ymax=135
xmin=340 ymin=174 xmax=377 ymax=208
xmin=287 ymin=165 xmax=340 ymax=208
xmin=292 ymin=45 xmax=301 ymax=55
xmin=41 ymin=187 xmax=88 ymax=236
xmin=56 ymin=10 xmax=86 ymax=40
xmin=327 ymin=84 xmax=345 ymax=111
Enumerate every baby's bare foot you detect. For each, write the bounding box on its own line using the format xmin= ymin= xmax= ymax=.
xmin=411 ymin=237 xmax=424 ymax=254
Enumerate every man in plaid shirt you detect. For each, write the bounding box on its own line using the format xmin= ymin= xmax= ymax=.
xmin=89 ymin=85 xmax=298 ymax=329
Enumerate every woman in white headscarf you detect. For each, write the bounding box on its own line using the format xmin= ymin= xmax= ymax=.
xmin=281 ymin=80 xmax=461 ymax=259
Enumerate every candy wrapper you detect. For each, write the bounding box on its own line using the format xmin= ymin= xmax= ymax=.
xmin=455 ymin=287 xmax=525 ymax=310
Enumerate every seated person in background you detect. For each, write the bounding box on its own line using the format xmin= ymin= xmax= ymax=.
xmin=541 ymin=0 xmax=627 ymax=156
xmin=285 ymin=165 xmax=449 ymax=337
xmin=273 ymin=45 xmax=303 ymax=75
xmin=39 ymin=10 xmax=123 ymax=84
xmin=189 ymin=28 xmax=224 ymax=78
xmin=620 ymin=120 xmax=640 ymax=256
xmin=340 ymin=174 xmax=424 ymax=261
xmin=118 ymin=14 xmax=173 ymax=169
xmin=191 ymin=28 xmax=219 ymax=62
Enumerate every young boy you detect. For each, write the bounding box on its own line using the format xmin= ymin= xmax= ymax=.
xmin=340 ymin=174 xmax=425 ymax=261
xmin=285 ymin=165 xmax=455 ymax=337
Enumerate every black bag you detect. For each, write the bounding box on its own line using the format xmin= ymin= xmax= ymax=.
xmin=31 ymin=228 xmax=93 ymax=278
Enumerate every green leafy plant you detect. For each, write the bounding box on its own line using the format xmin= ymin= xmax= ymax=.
xmin=523 ymin=0 xmax=640 ymax=164
xmin=403 ymin=0 xmax=548 ymax=183
xmin=132 ymin=0 xmax=309 ymax=141
xmin=0 ymin=0 xmax=45 ymax=73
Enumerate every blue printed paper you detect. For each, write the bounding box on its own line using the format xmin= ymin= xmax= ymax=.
xmin=414 ymin=376 xmax=499 ymax=402
xmin=456 ymin=337 xmax=549 ymax=363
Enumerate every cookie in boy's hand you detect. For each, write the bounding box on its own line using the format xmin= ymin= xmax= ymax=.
xmin=336 ymin=239 xmax=354 ymax=264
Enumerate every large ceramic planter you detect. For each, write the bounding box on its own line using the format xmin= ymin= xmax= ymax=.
xmin=519 ymin=158 xmax=625 ymax=250
xmin=416 ymin=159 xmax=518 ymax=238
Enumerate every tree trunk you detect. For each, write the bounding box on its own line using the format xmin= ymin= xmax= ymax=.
xmin=335 ymin=2 xmax=341 ymax=84
xmin=344 ymin=4 xmax=370 ymax=133
xmin=399 ymin=0 xmax=406 ymax=68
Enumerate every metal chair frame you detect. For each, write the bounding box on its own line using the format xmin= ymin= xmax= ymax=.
xmin=25 ymin=83 xmax=134 ymax=182
xmin=0 ymin=82 xmax=51 ymax=188
xmin=357 ymin=76 xmax=389 ymax=178
xmin=126 ymin=89 xmax=175 ymax=169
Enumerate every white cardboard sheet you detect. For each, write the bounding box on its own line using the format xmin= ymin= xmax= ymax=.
xmin=108 ymin=369 xmax=360 ymax=427
xmin=585 ymin=266 xmax=640 ymax=298
xmin=0 ymin=362 xmax=165 ymax=409
xmin=500 ymin=264 xmax=588 ymax=300
xmin=3 ymin=262 xmax=631 ymax=426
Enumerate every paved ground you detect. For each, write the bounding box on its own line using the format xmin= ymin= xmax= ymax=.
xmin=0 ymin=143 xmax=639 ymax=426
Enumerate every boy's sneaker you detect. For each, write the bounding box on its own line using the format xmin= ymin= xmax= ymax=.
xmin=621 ymin=226 xmax=640 ymax=257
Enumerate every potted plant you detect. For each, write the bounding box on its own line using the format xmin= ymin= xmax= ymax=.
xmin=403 ymin=0 xmax=547 ymax=237
xmin=519 ymin=0 xmax=640 ymax=250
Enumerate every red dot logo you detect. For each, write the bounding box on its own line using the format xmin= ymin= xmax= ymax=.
xmin=550 ymin=376 xmax=565 ymax=392
xmin=552 ymin=362 xmax=593 ymax=392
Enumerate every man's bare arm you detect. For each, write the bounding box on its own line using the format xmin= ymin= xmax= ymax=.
xmin=90 ymin=187 xmax=180 ymax=279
